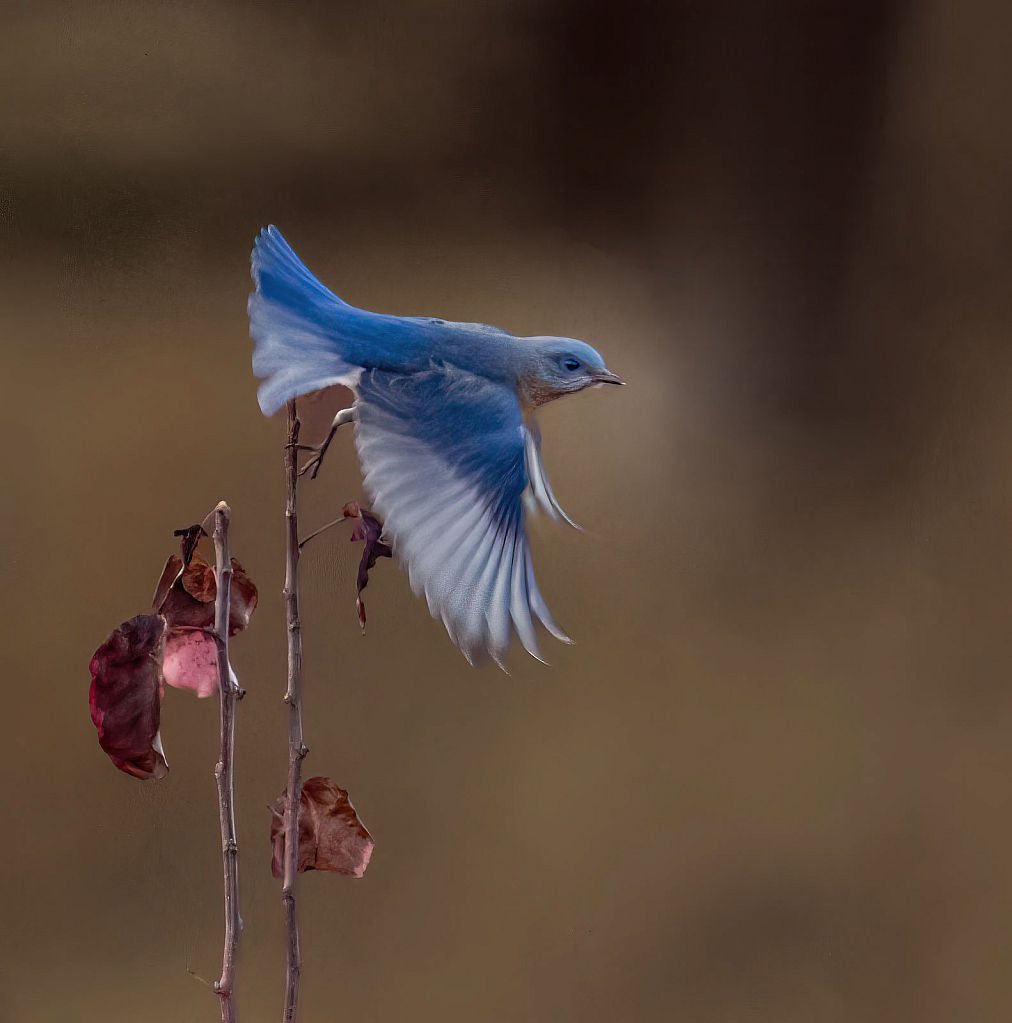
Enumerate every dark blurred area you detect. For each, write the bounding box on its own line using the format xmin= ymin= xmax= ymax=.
xmin=4 ymin=1 xmax=1012 ymax=1020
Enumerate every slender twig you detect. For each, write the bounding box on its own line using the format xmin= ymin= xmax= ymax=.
xmin=283 ymin=402 xmax=308 ymax=1022
xmin=298 ymin=515 xmax=347 ymax=549
xmin=211 ymin=501 xmax=242 ymax=1023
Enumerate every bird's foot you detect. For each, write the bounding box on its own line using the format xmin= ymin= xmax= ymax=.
xmin=294 ymin=406 xmax=357 ymax=480
xmin=297 ymin=443 xmax=328 ymax=480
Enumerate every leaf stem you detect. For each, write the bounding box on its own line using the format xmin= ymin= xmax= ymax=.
xmin=211 ymin=501 xmax=242 ymax=1023
xmin=282 ymin=402 xmax=307 ymax=1022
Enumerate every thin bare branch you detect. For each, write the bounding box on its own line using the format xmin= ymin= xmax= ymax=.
xmin=298 ymin=515 xmax=348 ymax=549
xmin=282 ymin=402 xmax=308 ymax=1022
xmin=211 ymin=501 xmax=242 ymax=1023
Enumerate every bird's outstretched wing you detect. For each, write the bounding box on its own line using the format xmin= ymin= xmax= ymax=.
xmin=354 ymin=364 xmax=571 ymax=666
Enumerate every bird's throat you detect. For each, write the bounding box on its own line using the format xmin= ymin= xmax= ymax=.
xmin=519 ymin=373 xmax=596 ymax=410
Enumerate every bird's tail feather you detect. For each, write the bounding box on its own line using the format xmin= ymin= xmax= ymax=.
xmin=248 ymin=225 xmax=362 ymax=415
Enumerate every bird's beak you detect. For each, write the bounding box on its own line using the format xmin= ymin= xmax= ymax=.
xmin=594 ymin=370 xmax=626 ymax=386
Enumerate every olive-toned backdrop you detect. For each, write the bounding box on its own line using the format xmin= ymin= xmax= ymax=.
xmin=4 ymin=1 xmax=1012 ymax=1020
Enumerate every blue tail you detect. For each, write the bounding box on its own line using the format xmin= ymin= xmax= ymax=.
xmin=248 ymin=226 xmax=363 ymax=415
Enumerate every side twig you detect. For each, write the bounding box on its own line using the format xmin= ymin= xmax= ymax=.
xmin=211 ymin=501 xmax=242 ymax=1023
xmin=298 ymin=515 xmax=347 ymax=550
xmin=283 ymin=402 xmax=308 ymax=1022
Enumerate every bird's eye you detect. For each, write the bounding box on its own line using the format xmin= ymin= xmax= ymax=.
xmin=563 ymin=358 xmax=581 ymax=371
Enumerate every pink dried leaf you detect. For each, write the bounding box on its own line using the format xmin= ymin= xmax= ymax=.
xmin=270 ymin=776 xmax=374 ymax=878
xmin=162 ymin=627 xmax=219 ymax=698
xmin=88 ymin=615 xmax=169 ymax=780
xmin=343 ymin=502 xmax=392 ymax=630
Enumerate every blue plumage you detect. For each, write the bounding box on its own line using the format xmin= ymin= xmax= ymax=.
xmin=248 ymin=226 xmax=623 ymax=665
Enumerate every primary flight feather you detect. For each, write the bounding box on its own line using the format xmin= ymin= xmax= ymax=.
xmin=248 ymin=225 xmax=623 ymax=666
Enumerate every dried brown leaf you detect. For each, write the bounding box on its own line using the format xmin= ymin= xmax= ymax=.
xmin=270 ymin=777 xmax=374 ymax=878
xmin=227 ymin=559 xmax=258 ymax=634
xmin=180 ymin=555 xmax=217 ymax=602
xmin=152 ymin=553 xmax=258 ymax=636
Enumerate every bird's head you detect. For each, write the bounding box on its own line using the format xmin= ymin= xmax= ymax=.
xmin=519 ymin=336 xmax=625 ymax=408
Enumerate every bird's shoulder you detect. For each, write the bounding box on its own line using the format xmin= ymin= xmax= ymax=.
xmin=357 ymin=362 xmax=523 ymax=449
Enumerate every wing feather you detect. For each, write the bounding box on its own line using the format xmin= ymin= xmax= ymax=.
xmin=523 ymin=422 xmax=580 ymax=529
xmin=525 ymin=542 xmax=571 ymax=644
xmin=509 ymin=533 xmax=544 ymax=662
xmin=353 ymin=366 xmax=569 ymax=665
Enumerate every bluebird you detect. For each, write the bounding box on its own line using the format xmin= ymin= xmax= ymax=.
xmin=248 ymin=226 xmax=624 ymax=666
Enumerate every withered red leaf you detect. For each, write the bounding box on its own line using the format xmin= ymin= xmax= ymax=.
xmin=162 ymin=627 xmax=219 ymax=698
xmin=89 ymin=615 xmax=169 ymax=780
xmin=270 ymin=777 xmax=374 ymax=878
xmin=152 ymin=553 xmax=258 ymax=636
xmin=343 ymin=502 xmax=392 ymax=630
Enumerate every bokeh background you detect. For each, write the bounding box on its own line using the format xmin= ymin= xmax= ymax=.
xmin=3 ymin=1 xmax=1012 ymax=1020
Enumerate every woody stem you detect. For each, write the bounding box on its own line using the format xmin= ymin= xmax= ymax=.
xmin=282 ymin=402 xmax=308 ymax=1022
xmin=211 ymin=501 xmax=242 ymax=1023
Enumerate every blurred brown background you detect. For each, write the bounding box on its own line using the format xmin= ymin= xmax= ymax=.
xmin=3 ymin=1 xmax=1012 ymax=1020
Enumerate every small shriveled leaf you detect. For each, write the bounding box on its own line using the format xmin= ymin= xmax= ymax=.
xmin=152 ymin=553 xmax=258 ymax=635
xmin=172 ymin=524 xmax=207 ymax=566
xmin=153 ymin=555 xmax=207 ymax=626
xmin=343 ymin=502 xmax=392 ymax=630
xmin=180 ymin=555 xmax=217 ymax=602
xmin=150 ymin=556 xmax=182 ymax=615
xmin=162 ymin=627 xmax=219 ymax=697
xmin=270 ymin=777 xmax=374 ymax=878
xmin=227 ymin=559 xmax=259 ymax=634
xmin=89 ymin=615 xmax=169 ymax=780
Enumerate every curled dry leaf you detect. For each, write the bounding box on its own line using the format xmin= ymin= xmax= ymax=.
xmin=270 ymin=777 xmax=374 ymax=878
xmin=90 ymin=534 xmax=259 ymax=773
xmin=150 ymin=555 xmax=180 ymax=615
xmin=89 ymin=615 xmax=169 ymax=780
xmin=227 ymin=558 xmax=259 ymax=634
xmin=343 ymin=502 xmax=392 ymax=630
xmin=152 ymin=553 xmax=257 ymax=635
xmin=180 ymin=555 xmax=217 ymax=603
